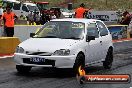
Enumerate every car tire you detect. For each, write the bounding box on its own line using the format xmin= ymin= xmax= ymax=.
xmin=16 ymin=65 xmax=32 ymax=73
xmin=73 ymin=54 xmax=85 ymax=75
xmin=103 ymin=48 xmax=113 ymax=69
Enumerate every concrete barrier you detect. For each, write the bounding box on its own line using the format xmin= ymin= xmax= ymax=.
xmin=0 ymin=37 xmax=20 ymax=54
xmin=14 ymin=25 xmax=42 ymax=42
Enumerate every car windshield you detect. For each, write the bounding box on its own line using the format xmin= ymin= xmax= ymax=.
xmin=37 ymin=4 xmax=49 ymax=10
xmin=34 ymin=21 xmax=85 ymax=39
xmin=27 ymin=5 xmax=39 ymax=11
xmin=61 ymin=9 xmax=73 ymax=13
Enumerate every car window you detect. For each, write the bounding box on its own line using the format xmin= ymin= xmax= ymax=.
xmin=27 ymin=5 xmax=39 ymax=12
xmin=97 ymin=21 xmax=108 ymax=36
xmin=34 ymin=21 xmax=85 ymax=39
xmin=87 ymin=23 xmax=99 ymax=38
xmin=13 ymin=3 xmax=21 ymax=10
xmin=22 ymin=5 xmax=29 ymax=12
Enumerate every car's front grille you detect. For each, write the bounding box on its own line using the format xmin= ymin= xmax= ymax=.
xmin=23 ymin=58 xmax=55 ymax=66
xmin=26 ymin=51 xmax=52 ymax=56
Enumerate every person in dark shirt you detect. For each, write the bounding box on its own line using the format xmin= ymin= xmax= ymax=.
xmin=120 ymin=11 xmax=132 ymax=25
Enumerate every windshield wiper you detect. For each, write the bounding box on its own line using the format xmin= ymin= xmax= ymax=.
xmin=33 ymin=35 xmax=58 ymax=38
xmin=64 ymin=37 xmax=81 ymax=40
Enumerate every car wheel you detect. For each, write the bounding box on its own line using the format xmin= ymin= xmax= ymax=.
xmin=73 ymin=53 xmax=85 ymax=75
xmin=16 ymin=65 xmax=32 ymax=73
xmin=103 ymin=48 xmax=113 ymax=69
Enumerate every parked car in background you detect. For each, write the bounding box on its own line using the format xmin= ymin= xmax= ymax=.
xmin=35 ymin=2 xmax=62 ymax=19
xmin=13 ymin=2 xmax=40 ymax=18
xmin=2 ymin=0 xmax=20 ymax=11
xmin=61 ymin=9 xmax=75 ymax=18
xmin=2 ymin=0 xmax=40 ymax=18
xmin=14 ymin=18 xmax=113 ymax=74
xmin=35 ymin=1 xmax=49 ymax=11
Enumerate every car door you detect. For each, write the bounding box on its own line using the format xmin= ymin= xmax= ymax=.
xmin=85 ymin=23 xmax=102 ymax=63
xmin=96 ymin=21 xmax=109 ymax=60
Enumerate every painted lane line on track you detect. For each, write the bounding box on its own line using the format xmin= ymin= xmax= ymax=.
xmin=112 ymin=38 xmax=132 ymax=43
xmin=0 ymin=55 xmax=14 ymax=59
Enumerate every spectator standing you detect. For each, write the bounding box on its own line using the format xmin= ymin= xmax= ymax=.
xmin=0 ymin=5 xmax=3 ymax=36
xmin=27 ymin=11 xmax=34 ymax=25
xmin=54 ymin=10 xmax=60 ymax=18
xmin=45 ymin=13 xmax=50 ymax=22
xmin=75 ymin=3 xmax=87 ymax=18
xmin=0 ymin=5 xmax=3 ymax=18
xmin=1 ymin=6 xmax=17 ymax=37
xmin=120 ymin=11 xmax=132 ymax=25
xmin=40 ymin=12 xmax=47 ymax=25
xmin=128 ymin=16 xmax=132 ymax=38
xmin=0 ymin=5 xmax=3 ymax=25
xmin=50 ymin=12 xmax=56 ymax=20
xmin=34 ymin=12 xmax=40 ymax=25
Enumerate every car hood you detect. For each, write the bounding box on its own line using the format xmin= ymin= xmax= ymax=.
xmin=19 ymin=38 xmax=79 ymax=53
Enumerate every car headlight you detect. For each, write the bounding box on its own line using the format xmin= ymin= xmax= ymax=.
xmin=16 ymin=46 xmax=24 ymax=53
xmin=53 ymin=49 xmax=70 ymax=56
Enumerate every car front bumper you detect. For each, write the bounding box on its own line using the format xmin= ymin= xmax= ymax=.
xmin=14 ymin=53 xmax=76 ymax=68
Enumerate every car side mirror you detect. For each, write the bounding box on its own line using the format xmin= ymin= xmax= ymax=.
xmin=30 ymin=33 xmax=35 ymax=37
xmin=86 ymin=35 xmax=95 ymax=42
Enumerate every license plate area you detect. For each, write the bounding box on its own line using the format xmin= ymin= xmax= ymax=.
xmin=30 ymin=57 xmax=45 ymax=63
xmin=23 ymin=58 xmax=55 ymax=66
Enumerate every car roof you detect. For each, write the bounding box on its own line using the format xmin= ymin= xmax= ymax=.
xmin=24 ymin=3 xmax=37 ymax=6
xmin=36 ymin=2 xmax=49 ymax=4
xmin=3 ymin=0 xmax=20 ymax=3
xmin=51 ymin=18 xmax=101 ymax=24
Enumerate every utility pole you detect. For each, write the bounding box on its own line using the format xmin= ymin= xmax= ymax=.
xmin=129 ymin=0 xmax=131 ymax=9
xmin=106 ymin=0 xmax=108 ymax=6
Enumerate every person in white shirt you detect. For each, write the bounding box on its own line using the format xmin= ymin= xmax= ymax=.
xmin=128 ymin=19 xmax=132 ymax=38
xmin=0 ymin=5 xmax=3 ymax=16
xmin=0 ymin=5 xmax=3 ymax=36
xmin=27 ymin=11 xmax=34 ymax=25
xmin=34 ymin=12 xmax=40 ymax=25
xmin=0 ymin=5 xmax=3 ymax=23
xmin=50 ymin=12 xmax=56 ymax=20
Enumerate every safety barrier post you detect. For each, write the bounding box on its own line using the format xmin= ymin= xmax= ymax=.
xmin=0 ymin=37 xmax=20 ymax=54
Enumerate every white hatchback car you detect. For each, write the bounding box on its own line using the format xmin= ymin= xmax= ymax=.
xmin=14 ymin=18 xmax=113 ymax=73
